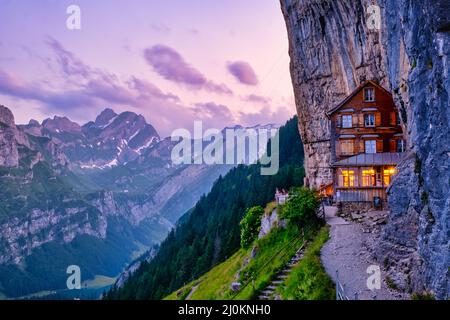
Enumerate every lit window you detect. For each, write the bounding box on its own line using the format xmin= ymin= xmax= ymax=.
xmin=365 ymin=140 xmax=376 ymax=154
xmin=397 ymin=139 xmax=406 ymax=152
xmin=364 ymin=88 xmax=375 ymax=102
xmin=362 ymin=168 xmax=376 ymax=187
xmin=383 ymin=167 xmax=397 ymax=186
xmin=341 ymin=170 xmax=355 ymax=187
xmin=342 ymin=115 xmax=352 ymax=128
xmin=364 ymin=114 xmax=375 ymax=127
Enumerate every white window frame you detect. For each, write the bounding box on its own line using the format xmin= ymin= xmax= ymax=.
xmin=364 ymin=113 xmax=375 ymax=127
xmin=397 ymin=139 xmax=406 ymax=152
xmin=364 ymin=88 xmax=375 ymax=102
xmin=342 ymin=115 xmax=352 ymax=128
xmin=365 ymin=140 xmax=376 ymax=154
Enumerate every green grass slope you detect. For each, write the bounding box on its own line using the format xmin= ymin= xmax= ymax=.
xmin=277 ymin=226 xmax=335 ymax=300
xmin=165 ymin=224 xmax=333 ymax=300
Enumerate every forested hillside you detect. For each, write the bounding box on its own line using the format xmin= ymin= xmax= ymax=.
xmin=105 ymin=116 xmax=305 ymax=299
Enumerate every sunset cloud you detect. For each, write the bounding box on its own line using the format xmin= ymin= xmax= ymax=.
xmin=239 ymin=106 xmax=291 ymax=127
xmin=47 ymin=38 xmax=91 ymax=78
xmin=0 ymin=1 xmax=294 ymax=135
xmin=227 ymin=61 xmax=259 ymax=86
xmin=144 ymin=44 xmax=233 ymax=95
xmin=244 ymin=94 xmax=271 ymax=105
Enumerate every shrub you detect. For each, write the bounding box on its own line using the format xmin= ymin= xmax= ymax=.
xmin=280 ymin=188 xmax=320 ymax=227
xmin=240 ymin=206 xmax=264 ymax=248
xmin=411 ymin=292 xmax=435 ymax=300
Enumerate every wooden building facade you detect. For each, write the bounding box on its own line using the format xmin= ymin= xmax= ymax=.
xmin=326 ymin=80 xmax=406 ymax=203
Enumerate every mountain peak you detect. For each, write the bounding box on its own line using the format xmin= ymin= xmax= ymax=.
xmin=0 ymin=105 xmax=15 ymax=126
xmin=95 ymin=108 xmax=118 ymax=127
xmin=43 ymin=115 xmax=81 ymax=134
xmin=28 ymin=119 xmax=40 ymax=126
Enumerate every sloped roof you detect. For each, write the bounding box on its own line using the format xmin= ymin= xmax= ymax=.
xmin=331 ymin=152 xmax=405 ymax=167
xmin=326 ymin=80 xmax=392 ymax=117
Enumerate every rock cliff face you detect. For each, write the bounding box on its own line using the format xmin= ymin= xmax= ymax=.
xmin=280 ymin=0 xmax=449 ymax=298
xmin=280 ymin=0 xmax=388 ymax=188
xmin=0 ymin=105 xmax=30 ymax=167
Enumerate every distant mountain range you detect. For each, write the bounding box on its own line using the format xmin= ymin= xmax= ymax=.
xmin=0 ymin=105 xmax=279 ymax=298
xmin=19 ymin=108 xmax=160 ymax=169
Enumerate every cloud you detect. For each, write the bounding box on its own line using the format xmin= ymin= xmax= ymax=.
xmin=129 ymin=77 xmax=179 ymax=102
xmin=227 ymin=61 xmax=258 ymax=86
xmin=0 ymin=46 xmax=232 ymax=136
xmin=244 ymin=94 xmax=271 ymax=105
xmin=0 ymin=68 xmax=98 ymax=115
xmin=143 ymin=44 xmax=233 ymax=95
xmin=0 ymin=69 xmax=39 ymax=100
xmin=150 ymin=23 xmax=171 ymax=34
xmin=238 ymin=106 xmax=293 ymax=127
xmin=0 ymin=40 xmax=288 ymax=136
xmin=192 ymin=102 xmax=235 ymax=124
xmin=144 ymin=45 xmax=205 ymax=86
xmin=186 ymin=28 xmax=200 ymax=35
xmin=47 ymin=38 xmax=91 ymax=78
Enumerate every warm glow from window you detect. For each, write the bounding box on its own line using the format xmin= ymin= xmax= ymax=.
xmin=383 ymin=167 xmax=397 ymax=186
xmin=362 ymin=168 xmax=376 ymax=186
xmin=341 ymin=170 xmax=355 ymax=187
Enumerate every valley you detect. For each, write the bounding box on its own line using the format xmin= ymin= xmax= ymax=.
xmin=0 ymin=105 xmax=234 ymax=298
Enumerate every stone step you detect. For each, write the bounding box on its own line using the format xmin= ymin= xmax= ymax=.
xmin=277 ymin=275 xmax=288 ymax=279
xmin=259 ymin=295 xmax=269 ymax=300
xmin=267 ymin=285 xmax=277 ymax=290
xmin=271 ymin=280 xmax=283 ymax=285
xmin=262 ymin=290 xmax=273 ymax=295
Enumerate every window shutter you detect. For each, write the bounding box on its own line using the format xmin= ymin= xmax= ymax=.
xmin=337 ymin=115 xmax=342 ymax=128
xmin=390 ymin=112 xmax=396 ymax=126
xmin=359 ymin=140 xmax=364 ymax=153
xmin=375 ymin=112 xmax=382 ymax=126
xmin=352 ymin=115 xmax=358 ymax=127
xmin=376 ymin=140 xmax=384 ymax=153
xmin=336 ymin=141 xmax=340 ymax=156
xmin=389 ymin=139 xmax=396 ymax=152
xmin=359 ymin=114 xmax=364 ymax=127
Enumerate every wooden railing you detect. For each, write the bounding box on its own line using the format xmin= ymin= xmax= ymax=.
xmin=317 ymin=200 xmax=326 ymax=221
xmin=335 ymin=270 xmax=359 ymax=300
xmin=335 ymin=270 xmax=350 ymax=300
xmin=230 ymin=230 xmax=307 ymax=300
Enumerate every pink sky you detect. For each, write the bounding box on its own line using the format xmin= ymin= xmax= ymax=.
xmin=0 ymin=0 xmax=295 ymax=136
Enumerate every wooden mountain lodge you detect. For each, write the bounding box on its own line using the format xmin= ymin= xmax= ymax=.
xmin=325 ymin=80 xmax=406 ymax=204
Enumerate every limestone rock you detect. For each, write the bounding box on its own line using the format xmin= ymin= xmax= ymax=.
xmin=0 ymin=105 xmax=20 ymax=167
xmin=280 ymin=0 xmax=449 ymax=298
